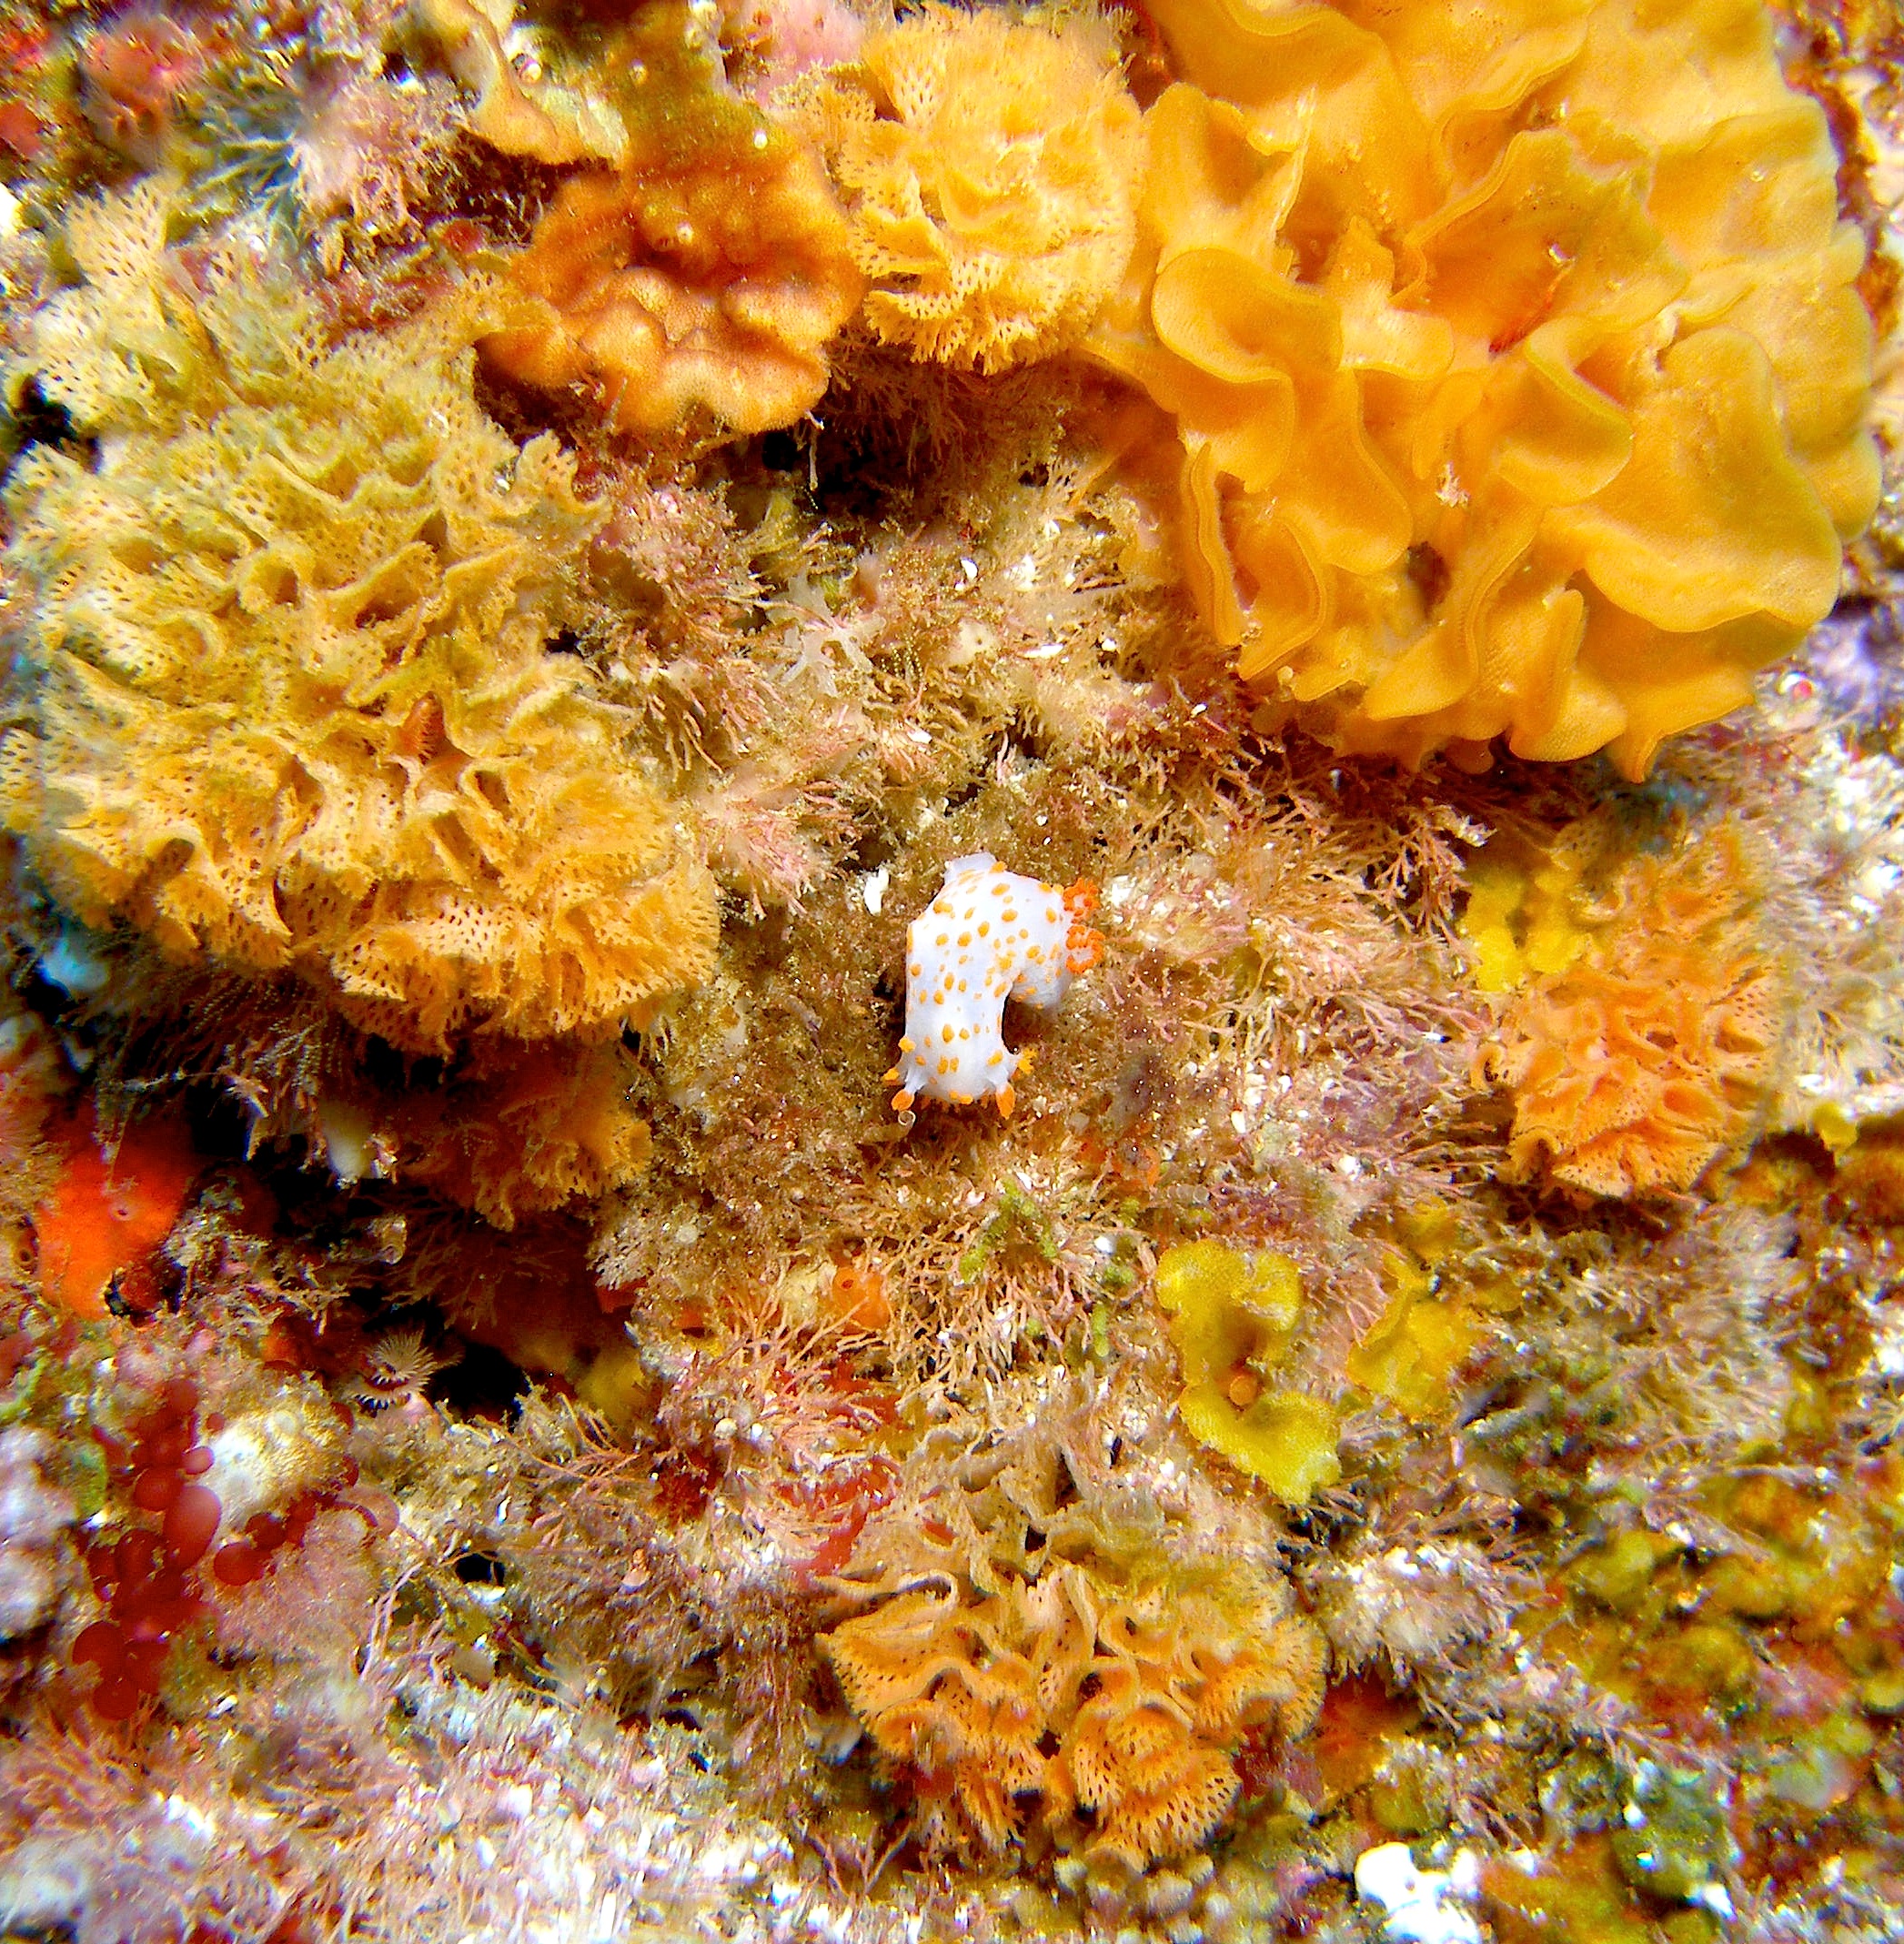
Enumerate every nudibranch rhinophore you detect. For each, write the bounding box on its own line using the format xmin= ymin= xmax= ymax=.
xmin=887 ymin=854 xmax=1102 ymax=1118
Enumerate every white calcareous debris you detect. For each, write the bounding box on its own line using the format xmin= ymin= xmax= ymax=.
xmin=1325 ymin=1539 xmax=1512 ymax=1667
xmin=0 ymin=1426 xmax=76 ymax=1641
xmin=1354 ymin=1843 xmax=1482 ymax=1944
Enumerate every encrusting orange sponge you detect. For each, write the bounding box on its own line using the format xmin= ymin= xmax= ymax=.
xmin=790 ymin=4 xmax=1142 ymax=372
xmin=35 ymin=1107 xmax=200 ymax=1319
xmin=479 ymin=2 xmax=863 ymax=437
xmin=1085 ymin=0 xmax=1879 ymax=778
xmin=2 ymin=184 xmax=717 ymax=1053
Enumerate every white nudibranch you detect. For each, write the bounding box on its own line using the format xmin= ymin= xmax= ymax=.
xmin=887 ymin=854 xmax=1101 ymax=1119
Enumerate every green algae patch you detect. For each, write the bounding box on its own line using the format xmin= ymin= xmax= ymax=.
xmin=1609 ymin=1763 xmax=1738 ymax=1906
xmin=1155 ymin=1241 xmax=1340 ymax=1505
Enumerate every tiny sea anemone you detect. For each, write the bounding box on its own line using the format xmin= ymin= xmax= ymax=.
xmin=1085 ymin=0 xmax=1880 ymax=777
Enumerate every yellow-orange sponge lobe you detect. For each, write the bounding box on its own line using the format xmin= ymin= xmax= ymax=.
xmin=1086 ymin=0 xmax=1879 ymax=777
xmin=479 ymin=2 xmax=863 ymax=437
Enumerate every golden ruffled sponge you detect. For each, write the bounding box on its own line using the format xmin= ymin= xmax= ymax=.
xmin=1086 ymin=0 xmax=1879 ymax=778
xmin=3 ymin=184 xmax=716 ymax=1053
xmin=793 ymin=3 xmax=1142 ymax=372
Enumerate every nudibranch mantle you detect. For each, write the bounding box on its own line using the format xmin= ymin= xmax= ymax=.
xmin=887 ymin=854 xmax=1102 ymax=1118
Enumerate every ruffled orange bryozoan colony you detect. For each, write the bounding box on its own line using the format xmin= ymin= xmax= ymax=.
xmin=1086 ymin=0 xmax=1879 ymax=777
xmin=1 ymin=183 xmax=716 ymax=1055
xmin=791 ymin=4 xmax=1142 ymax=372
xmin=1472 ymin=817 xmax=1785 ymax=1195
xmin=822 ymin=1557 xmax=1323 ymax=1870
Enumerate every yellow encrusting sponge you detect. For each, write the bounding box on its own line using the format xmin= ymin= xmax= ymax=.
xmin=1154 ymin=1241 xmax=1342 ymax=1505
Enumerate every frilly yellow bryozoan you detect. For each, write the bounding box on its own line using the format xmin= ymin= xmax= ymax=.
xmin=791 ymin=4 xmax=1143 ymax=373
xmin=1 ymin=185 xmax=718 ymax=1054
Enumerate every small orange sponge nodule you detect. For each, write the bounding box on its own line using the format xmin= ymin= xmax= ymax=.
xmin=479 ymin=4 xmax=864 ymax=437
